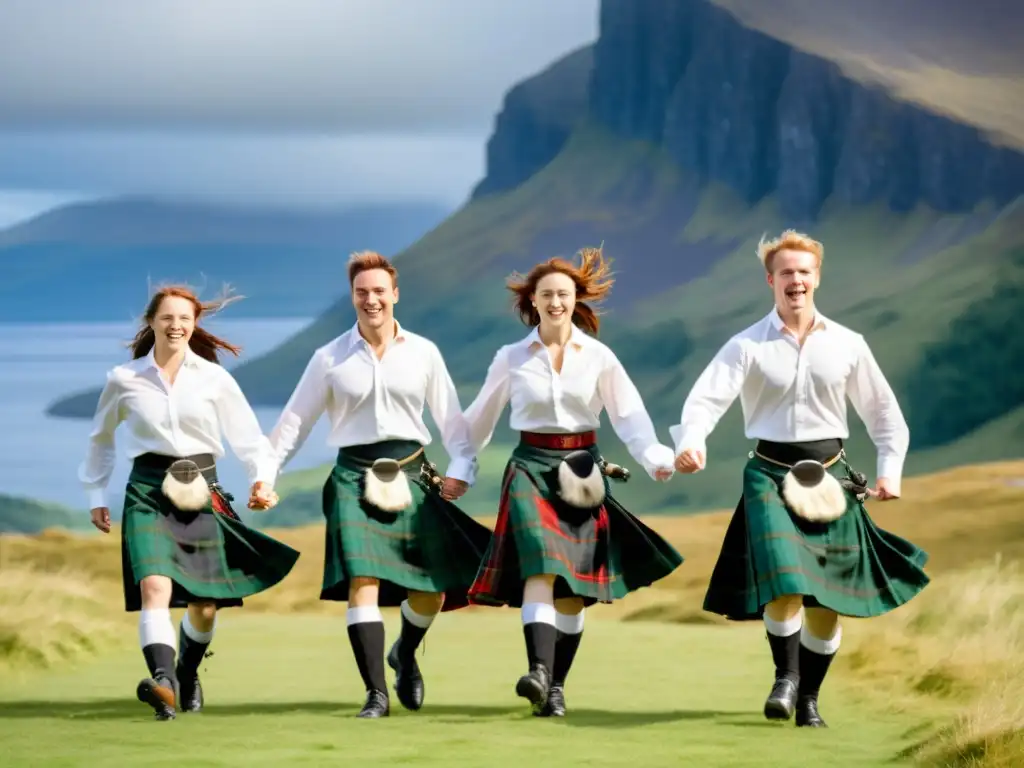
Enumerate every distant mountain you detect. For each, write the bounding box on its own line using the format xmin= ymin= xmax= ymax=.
xmin=0 ymin=197 xmax=451 ymax=322
xmin=0 ymin=494 xmax=91 ymax=535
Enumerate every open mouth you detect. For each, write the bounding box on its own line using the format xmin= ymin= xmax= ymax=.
xmin=546 ymin=308 xmax=565 ymax=318
xmin=363 ymin=307 xmax=382 ymax=317
xmin=167 ymin=331 xmax=185 ymax=341
xmin=785 ymin=288 xmax=807 ymax=299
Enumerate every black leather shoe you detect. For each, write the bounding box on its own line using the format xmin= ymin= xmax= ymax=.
xmin=386 ymin=640 xmax=424 ymax=711
xmin=515 ymin=664 xmax=551 ymax=713
xmin=357 ymin=688 xmax=390 ymax=718
xmin=795 ymin=696 xmax=827 ymax=727
xmin=534 ymin=683 xmax=566 ymax=717
xmin=763 ymin=677 xmax=798 ymax=720
xmin=176 ymin=669 xmax=203 ymax=713
xmin=136 ymin=676 xmax=177 ymax=721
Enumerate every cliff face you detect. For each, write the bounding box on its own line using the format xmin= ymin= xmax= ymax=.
xmin=477 ymin=0 xmax=1024 ymax=219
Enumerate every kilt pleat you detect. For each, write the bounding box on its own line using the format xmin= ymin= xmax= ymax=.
xmin=467 ymin=440 xmax=684 ymax=608
xmin=703 ymin=450 xmax=930 ymax=620
xmin=121 ymin=460 xmax=301 ymax=612
xmin=320 ymin=440 xmax=493 ymax=611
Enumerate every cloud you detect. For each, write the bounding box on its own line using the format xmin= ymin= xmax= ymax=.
xmin=0 ymin=130 xmax=487 ymax=209
xmin=0 ymin=0 xmax=598 ymax=135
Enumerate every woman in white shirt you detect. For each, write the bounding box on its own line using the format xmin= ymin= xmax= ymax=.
xmin=672 ymin=230 xmax=929 ymax=728
xmin=463 ymin=246 xmax=682 ymax=718
xmin=79 ymin=285 xmax=300 ymax=722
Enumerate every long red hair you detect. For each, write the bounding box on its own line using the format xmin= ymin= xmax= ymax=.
xmin=128 ymin=284 xmax=243 ymax=364
xmin=506 ymin=245 xmax=615 ymax=334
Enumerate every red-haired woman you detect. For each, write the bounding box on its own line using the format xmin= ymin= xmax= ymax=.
xmin=78 ymin=285 xmax=300 ymax=722
xmin=463 ymin=246 xmax=684 ymax=717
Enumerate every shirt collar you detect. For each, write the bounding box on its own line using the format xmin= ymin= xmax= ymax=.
xmin=141 ymin=345 xmax=202 ymax=370
xmin=768 ymin=307 xmax=828 ymax=337
xmin=347 ymin=318 xmax=407 ymax=352
xmin=524 ymin=323 xmax=587 ymax=352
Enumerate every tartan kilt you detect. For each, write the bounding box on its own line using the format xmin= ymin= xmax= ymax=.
xmin=467 ymin=438 xmax=684 ymax=608
xmin=703 ymin=440 xmax=931 ymax=620
xmin=121 ymin=454 xmax=301 ymax=612
xmin=320 ymin=440 xmax=493 ymax=611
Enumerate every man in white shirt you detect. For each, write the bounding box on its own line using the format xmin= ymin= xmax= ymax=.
xmin=265 ymin=251 xmax=492 ymax=719
xmin=671 ymin=230 xmax=930 ymax=728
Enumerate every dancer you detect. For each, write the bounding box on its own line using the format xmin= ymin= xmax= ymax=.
xmin=671 ymin=230 xmax=930 ymax=727
xmin=79 ymin=285 xmax=300 ymax=722
xmin=462 ymin=245 xmax=682 ymax=717
xmin=267 ymin=251 xmax=492 ymax=718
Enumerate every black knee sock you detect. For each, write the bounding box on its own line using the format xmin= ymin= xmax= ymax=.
xmin=798 ymin=644 xmax=836 ymax=699
xmin=142 ymin=644 xmax=177 ymax=684
xmin=176 ymin=623 xmax=210 ymax=678
xmin=765 ymin=631 xmax=801 ymax=683
xmin=552 ymin=630 xmax=583 ymax=686
xmin=523 ymin=623 xmax=557 ymax=672
xmin=395 ymin=601 xmax=433 ymax=662
xmin=347 ymin=608 xmax=387 ymax=693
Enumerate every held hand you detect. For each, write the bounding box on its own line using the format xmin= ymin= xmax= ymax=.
xmin=864 ymin=477 xmax=899 ymax=502
xmin=653 ymin=467 xmax=673 ymax=482
xmin=90 ymin=506 xmax=111 ymax=533
xmin=247 ymin=481 xmax=280 ymax=511
xmin=673 ymin=448 xmax=705 ymax=474
xmin=440 ymin=477 xmax=468 ymax=501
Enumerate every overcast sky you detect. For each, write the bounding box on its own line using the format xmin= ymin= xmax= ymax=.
xmin=0 ymin=0 xmax=598 ymax=226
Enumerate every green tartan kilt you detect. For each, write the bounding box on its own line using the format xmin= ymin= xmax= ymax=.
xmin=467 ymin=440 xmax=685 ymax=608
xmin=703 ymin=441 xmax=930 ymax=620
xmin=320 ymin=440 xmax=493 ymax=611
xmin=121 ymin=455 xmax=301 ymax=612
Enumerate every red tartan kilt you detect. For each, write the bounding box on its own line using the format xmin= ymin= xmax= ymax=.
xmin=468 ymin=453 xmax=619 ymax=607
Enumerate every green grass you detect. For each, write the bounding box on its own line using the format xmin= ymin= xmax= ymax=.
xmin=0 ymin=610 xmax=942 ymax=767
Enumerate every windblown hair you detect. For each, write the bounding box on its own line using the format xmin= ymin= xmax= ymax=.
xmin=506 ymin=245 xmax=615 ymax=335
xmin=128 ymin=284 xmax=243 ymax=364
xmin=757 ymin=230 xmax=824 ymax=273
xmin=347 ymin=250 xmax=398 ymax=286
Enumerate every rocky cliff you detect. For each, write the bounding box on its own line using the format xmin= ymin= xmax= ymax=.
xmin=476 ymin=0 xmax=1024 ymax=220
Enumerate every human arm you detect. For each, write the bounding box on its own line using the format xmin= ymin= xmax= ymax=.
xmin=424 ymin=342 xmax=478 ymax=489
xmin=214 ymin=370 xmax=280 ymax=509
xmin=847 ymin=336 xmax=910 ymax=498
xmin=267 ymin=350 xmax=330 ymax=473
xmin=77 ymin=369 xmax=124 ymax=517
xmin=668 ymin=337 xmax=748 ymax=470
xmin=597 ymin=349 xmax=675 ymax=481
xmin=463 ymin=346 xmax=512 ymax=456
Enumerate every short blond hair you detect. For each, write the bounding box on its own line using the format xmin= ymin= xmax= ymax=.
xmin=756 ymin=230 xmax=823 ymax=273
xmin=347 ymin=250 xmax=398 ymax=286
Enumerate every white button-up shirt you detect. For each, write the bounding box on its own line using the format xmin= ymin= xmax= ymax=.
xmin=463 ymin=324 xmax=675 ymax=479
xmin=670 ymin=308 xmax=910 ymax=494
xmin=78 ymin=347 xmax=279 ymax=510
xmin=268 ymin=321 xmax=478 ymax=484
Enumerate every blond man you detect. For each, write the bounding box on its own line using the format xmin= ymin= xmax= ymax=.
xmin=669 ymin=231 xmax=930 ymax=727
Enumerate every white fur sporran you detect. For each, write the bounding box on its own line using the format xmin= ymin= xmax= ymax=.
xmin=781 ymin=459 xmax=848 ymax=523
xmin=161 ymin=459 xmax=212 ymax=512
xmin=557 ymin=450 xmax=606 ymax=509
xmin=363 ymin=458 xmax=414 ymax=512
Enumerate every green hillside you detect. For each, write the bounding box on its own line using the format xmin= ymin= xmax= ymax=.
xmin=0 ymin=495 xmax=91 ymax=535
xmin=245 ymin=125 xmax=1024 ymax=523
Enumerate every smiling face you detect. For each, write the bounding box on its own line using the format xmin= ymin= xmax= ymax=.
xmin=148 ymin=294 xmax=196 ymax=357
xmin=767 ymin=248 xmax=820 ymax=315
xmin=532 ymin=271 xmax=576 ymax=332
xmin=352 ymin=267 xmax=398 ymax=331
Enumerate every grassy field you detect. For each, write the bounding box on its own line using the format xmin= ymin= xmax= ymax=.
xmin=1 ymin=459 xmax=1022 ymax=765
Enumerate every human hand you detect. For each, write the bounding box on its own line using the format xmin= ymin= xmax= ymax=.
xmin=247 ymin=481 xmax=279 ymax=510
xmin=440 ymin=477 xmax=468 ymax=501
xmin=653 ymin=467 xmax=673 ymax=482
xmin=90 ymin=506 xmax=111 ymax=533
xmin=864 ymin=477 xmax=899 ymax=501
xmin=673 ymin=448 xmax=706 ymax=474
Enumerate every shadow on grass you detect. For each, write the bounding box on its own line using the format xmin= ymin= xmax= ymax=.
xmin=0 ymin=699 xmax=766 ymax=728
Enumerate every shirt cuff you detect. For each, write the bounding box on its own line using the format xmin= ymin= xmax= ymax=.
xmin=445 ymin=456 xmax=478 ymax=486
xmin=251 ymin=460 xmax=279 ymax=487
xmin=87 ymin=488 xmax=107 ymax=510
xmin=668 ymin=424 xmax=706 ymax=457
xmin=641 ymin=443 xmax=675 ymax=478
xmin=877 ymin=455 xmax=904 ymax=497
